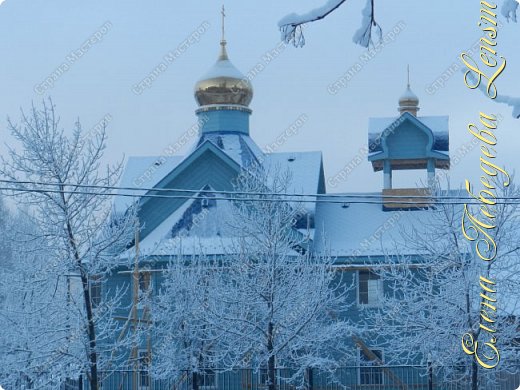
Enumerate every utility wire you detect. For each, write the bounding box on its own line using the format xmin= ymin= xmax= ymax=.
xmin=0 ymin=179 xmax=518 ymax=202
xmin=0 ymin=184 xmax=519 ymax=206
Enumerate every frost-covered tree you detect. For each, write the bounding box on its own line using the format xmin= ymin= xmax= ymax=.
xmin=360 ymin=182 xmax=520 ymax=390
xmin=0 ymin=213 xmax=81 ymax=388
xmin=278 ymin=0 xmax=518 ymax=48
xmin=207 ymin=168 xmax=354 ymax=390
xmin=153 ymin=168 xmax=354 ymax=390
xmin=0 ymin=100 xmax=137 ymax=390
xmin=0 ymin=196 xmax=13 ymax=273
xmin=152 ymin=255 xmax=228 ymax=390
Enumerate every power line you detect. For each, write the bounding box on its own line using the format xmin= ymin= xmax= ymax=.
xmin=0 ymin=183 xmax=519 ymax=206
xmin=0 ymin=178 xmax=518 ymax=203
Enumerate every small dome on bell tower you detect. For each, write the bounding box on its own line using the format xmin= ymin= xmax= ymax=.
xmin=398 ymin=66 xmax=419 ymax=116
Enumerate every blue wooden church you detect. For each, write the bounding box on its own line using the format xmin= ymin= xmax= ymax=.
xmin=95 ymin=20 xmax=463 ymax=390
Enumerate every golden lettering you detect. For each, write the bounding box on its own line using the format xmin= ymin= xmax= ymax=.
xmin=480 ymin=112 xmax=497 ymax=129
xmin=466 ymin=180 xmax=497 ymax=206
xmin=480 ymin=145 xmax=496 ymax=159
xmin=480 ymin=51 xmax=497 ymax=67
xmin=481 ymin=292 xmax=497 ymax=302
xmin=480 ymin=14 xmax=498 ymax=26
xmin=466 ymin=180 xmax=496 ymax=206
xmin=480 ymin=6 xmax=497 ymax=17
xmin=480 ymin=157 xmax=511 ymax=186
xmin=480 ymin=309 xmax=496 ymax=324
xmin=462 ymin=332 xmax=500 ymax=369
xmin=460 ymin=1 xmax=504 ymax=371
xmin=480 ymin=323 xmax=497 ymax=334
xmin=481 ymin=26 xmax=497 ymax=39
xmin=468 ymin=123 xmax=497 ymax=145
xmin=481 ymin=300 xmax=497 ymax=311
xmin=479 ymin=275 xmax=496 ymax=291
xmin=479 ymin=204 xmax=495 ymax=219
xmin=461 ymin=53 xmax=506 ymax=99
xmin=480 ymin=1 xmax=497 ymax=10
xmin=480 ymin=175 xmax=495 ymax=190
xmin=462 ymin=204 xmax=497 ymax=261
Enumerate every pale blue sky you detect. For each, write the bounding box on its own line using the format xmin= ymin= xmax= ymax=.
xmin=0 ymin=0 xmax=518 ymax=192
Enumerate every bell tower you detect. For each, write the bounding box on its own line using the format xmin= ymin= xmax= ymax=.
xmin=367 ymin=71 xmax=450 ymax=210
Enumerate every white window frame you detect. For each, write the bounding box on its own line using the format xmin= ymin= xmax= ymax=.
xmin=357 ymin=270 xmax=383 ymax=307
xmin=89 ymin=275 xmax=102 ymax=308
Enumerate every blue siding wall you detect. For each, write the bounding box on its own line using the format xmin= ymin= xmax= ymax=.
xmin=386 ymin=123 xmax=429 ymax=159
xmin=198 ymin=109 xmax=250 ymax=135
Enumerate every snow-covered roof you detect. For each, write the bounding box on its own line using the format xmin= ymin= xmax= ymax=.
xmin=117 ymin=146 xmax=323 ymax=216
xmin=115 ymin=155 xmax=184 ymax=212
xmin=190 ymin=135 xmax=324 ymax=199
xmin=124 ymin=194 xmax=302 ymax=258
xmin=313 ymin=194 xmax=438 ymax=258
xmin=263 ymin=151 xmax=323 ymax=212
xmin=193 ymin=133 xmax=264 ymax=167
xmin=116 ymin=142 xmax=323 ymax=253
xmin=125 ymin=194 xmax=237 ymax=257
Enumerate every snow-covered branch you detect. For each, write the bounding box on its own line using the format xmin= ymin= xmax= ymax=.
xmin=278 ymin=0 xmax=381 ymax=48
xmin=502 ymin=0 xmax=519 ymax=22
xmin=278 ymin=0 xmax=346 ymax=47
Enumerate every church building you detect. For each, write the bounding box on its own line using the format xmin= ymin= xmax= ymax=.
xmin=101 ymin=19 xmax=463 ymax=390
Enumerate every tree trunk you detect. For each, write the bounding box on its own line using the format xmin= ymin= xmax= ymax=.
xmin=192 ymin=371 xmax=199 ymax=390
xmin=267 ymin=321 xmax=276 ymax=390
xmin=305 ymin=367 xmax=314 ymax=390
xmin=65 ymin=213 xmax=99 ymax=390
xmin=471 ymin=359 xmax=478 ymax=390
xmin=80 ymin=268 xmax=99 ymax=390
xmin=427 ymin=360 xmax=433 ymax=390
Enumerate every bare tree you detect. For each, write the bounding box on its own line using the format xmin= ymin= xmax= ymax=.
xmin=0 ymin=100 xmax=137 ymax=389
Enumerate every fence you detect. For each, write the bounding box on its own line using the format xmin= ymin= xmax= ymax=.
xmin=63 ymin=366 xmax=519 ymax=390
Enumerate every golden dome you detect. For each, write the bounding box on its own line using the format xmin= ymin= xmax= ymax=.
xmin=194 ymin=40 xmax=253 ymax=107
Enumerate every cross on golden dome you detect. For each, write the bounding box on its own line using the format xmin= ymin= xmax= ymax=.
xmin=193 ymin=6 xmax=253 ymax=107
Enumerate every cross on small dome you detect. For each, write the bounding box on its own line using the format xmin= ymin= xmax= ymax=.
xmin=398 ymin=65 xmax=419 ymax=116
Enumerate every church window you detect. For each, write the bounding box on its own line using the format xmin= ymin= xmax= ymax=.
xmin=89 ymin=275 xmax=102 ymax=308
xmin=358 ymin=270 xmax=383 ymax=306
